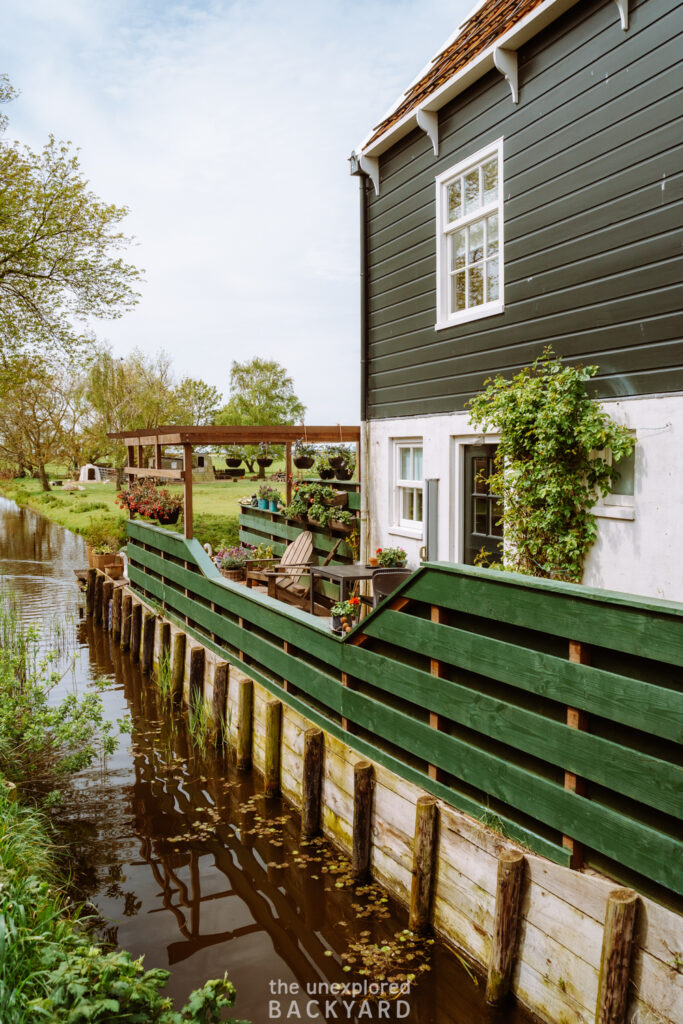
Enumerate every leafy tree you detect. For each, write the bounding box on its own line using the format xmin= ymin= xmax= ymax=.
xmin=173 ymin=376 xmax=222 ymax=425
xmin=468 ymin=349 xmax=635 ymax=583
xmin=0 ymin=355 xmax=72 ymax=490
xmin=84 ymin=348 xmax=179 ymax=486
xmin=0 ymin=75 xmax=141 ymax=361
xmin=216 ymin=358 xmax=305 ymax=476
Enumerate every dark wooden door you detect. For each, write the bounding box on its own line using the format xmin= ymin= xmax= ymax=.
xmin=463 ymin=445 xmax=503 ymax=566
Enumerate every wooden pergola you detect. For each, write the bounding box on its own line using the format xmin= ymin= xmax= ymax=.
xmin=108 ymin=425 xmax=361 ymax=539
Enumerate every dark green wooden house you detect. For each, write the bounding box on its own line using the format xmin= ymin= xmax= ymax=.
xmin=350 ymin=0 xmax=682 ymax=601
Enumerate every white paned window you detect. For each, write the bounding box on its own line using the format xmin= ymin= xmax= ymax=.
xmin=435 ymin=138 xmax=504 ymax=329
xmin=394 ymin=441 xmax=423 ymax=529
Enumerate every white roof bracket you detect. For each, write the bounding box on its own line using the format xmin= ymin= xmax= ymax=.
xmin=613 ymin=0 xmax=628 ymax=30
xmin=416 ymin=108 xmax=439 ymax=156
xmin=493 ymin=46 xmax=519 ymax=104
xmin=359 ymin=154 xmax=380 ymax=196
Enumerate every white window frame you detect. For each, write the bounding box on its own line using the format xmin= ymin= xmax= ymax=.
xmin=391 ymin=440 xmax=424 ymax=537
xmin=435 ymin=137 xmax=505 ymax=331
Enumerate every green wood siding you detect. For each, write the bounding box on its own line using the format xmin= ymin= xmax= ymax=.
xmin=364 ymin=0 xmax=683 ymax=419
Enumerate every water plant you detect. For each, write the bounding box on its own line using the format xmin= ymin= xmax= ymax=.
xmin=188 ymin=689 xmax=211 ymax=756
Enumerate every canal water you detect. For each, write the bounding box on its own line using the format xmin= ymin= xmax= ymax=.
xmin=0 ymin=496 xmax=533 ymax=1024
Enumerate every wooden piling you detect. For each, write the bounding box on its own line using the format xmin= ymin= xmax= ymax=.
xmin=235 ymin=677 xmax=253 ymax=771
xmin=352 ymin=760 xmax=374 ymax=880
xmin=212 ymin=662 xmax=229 ymax=747
xmin=171 ymin=632 xmax=186 ymax=703
xmin=160 ymin=621 xmax=171 ymax=660
xmin=264 ymin=699 xmax=282 ymax=797
xmin=94 ymin=573 xmax=104 ymax=624
xmin=111 ymin=586 xmax=122 ymax=637
xmin=595 ymin=888 xmax=638 ymax=1024
xmin=409 ymin=795 xmax=438 ymax=933
xmin=301 ymin=728 xmax=323 ymax=837
xmin=189 ymin=647 xmax=205 ymax=707
xmin=120 ymin=593 xmax=132 ymax=650
xmin=85 ymin=568 xmax=96 ymax=617
xmin=130 ymin=602 xmax=142 ymax=662
xmin=101 ymin=580 xmax=114 ymax=629
xmin=142 ymin=612 xmax=156 ymax=674
xmin=486 ymin=850 xmax=526 ymax=1005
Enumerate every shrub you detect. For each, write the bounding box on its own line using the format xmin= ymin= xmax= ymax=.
xmin=468 ymin=348 xmax=635 ymax=582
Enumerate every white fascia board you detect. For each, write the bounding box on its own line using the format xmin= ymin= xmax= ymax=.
xmin=360 ymin=0 xmax=580 ymax=159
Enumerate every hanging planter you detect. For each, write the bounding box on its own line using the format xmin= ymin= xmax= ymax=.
xmin=226 ymin=458 xmax=242 ymax=468
xmin=157 ymin=509 xmax=181 ymax=526
xmin=293 ymin=455 xmax=314 ymax=469
xmin=335 ymin=466 xmax=353 ymax=481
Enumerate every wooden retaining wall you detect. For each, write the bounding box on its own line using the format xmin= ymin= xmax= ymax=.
xmin=96 ymin=573 xmax=682 ymax=1024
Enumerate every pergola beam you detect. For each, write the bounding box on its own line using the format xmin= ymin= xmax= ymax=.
xmin=110 ymin=425 xmax=361 ymax=446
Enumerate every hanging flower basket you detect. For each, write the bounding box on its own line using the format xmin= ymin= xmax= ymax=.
xmin=257 ymin=457 xmax=273 ymax=468
xmin=226 ymin=458 xmax=242 ymax=468
xmin=293 ymin=455 xmax=314 ymax=469
xmin=157 ymin=509 xmax=181 ymax=526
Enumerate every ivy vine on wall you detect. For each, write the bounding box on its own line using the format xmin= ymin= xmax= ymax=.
xmin=468 ymin=349 xmax=635 ymax=583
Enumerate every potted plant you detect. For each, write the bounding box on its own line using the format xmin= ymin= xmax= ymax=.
xmin=293 ymin=439 xmax=316 ymax=469
xmin=257 ymin=484 xmax=271 ymax=510
xmin=225 ymin=445 xmax=244 ymax=469
xmin=331 ymin=596 xmax=361 ymax=634
xmin=314 ymin=448 xmax=336 ymax=480
xmin=335 ymin=447 xmax=356 ymax=481
xmin=375 ymin=546 xmax=407 ymax=568
xmin=91 ymin=540 xmax=121 ymax=571
xmin=282 ymin=485 xmax=309 ymax=522
xmin=266 ymin=488 xmax=281 ymax=512
xmin=256 ymin=442 xmax=273 ymax=468
xmin=327 ymin=445 xmax=345 ymax=472
xmin=215 ymin=544 xmax=253 ymax=582
xmin=330 ymin=508 xmax=355 ymax=533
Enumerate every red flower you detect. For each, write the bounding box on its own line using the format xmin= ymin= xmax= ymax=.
xmin=349 ymin=597 xmax=360 ymax=606
xmin=376 ymin=547 xmax=382 ymax=554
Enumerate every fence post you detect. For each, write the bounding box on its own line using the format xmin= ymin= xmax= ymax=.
xmin=235 ymin=677 xmax=253 ymax=771
xmin=264 ymin=699 xmax=282 ymax=797
xmin=120 ymin=593 xmax=132 ymax=650
xmin=86 ymin=568 xmax=96 ymax=617
xmin=564 ymin=640 xmax=590 ymax=867
xmin=111 ymin=586 xmax=122 ymax=638
xmin=101 ymin=579 xmax=114 ymax=629
xmin=142 ymin=612 xmax=156 ymax=674
xmin=129 ymin=602 xmax=142 ymax=662
xmin=171 ymin=632 xmax=186 ymax=703
xmin=301 ymin=728 xmax=323 ymax=837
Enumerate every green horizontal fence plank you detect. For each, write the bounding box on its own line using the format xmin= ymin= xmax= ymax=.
xmin=239 ymin=510 xmax=354 ymax=559
xmin=343 ymin=626 xmax=683 ymax=817
xmin=406 ymin=565 xmax=683 ymax=667
xmin=129 ymin=572 xmax=568 ymax=865
xmin=362 ymin=610 xmax=682 ymax=744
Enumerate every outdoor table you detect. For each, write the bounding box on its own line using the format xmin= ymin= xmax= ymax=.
xmin=309 ymin=563 xmax=394 ymax=614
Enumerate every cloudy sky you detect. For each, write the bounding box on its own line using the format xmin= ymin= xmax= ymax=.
xmin=2 ymin=0 xmax=472 ymax=421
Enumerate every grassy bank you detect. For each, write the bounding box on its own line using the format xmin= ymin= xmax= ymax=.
xmin=0 ymin=475 xmax=265 ymax=551
xmin=0 ymin=589 xmax=243 ymax=1023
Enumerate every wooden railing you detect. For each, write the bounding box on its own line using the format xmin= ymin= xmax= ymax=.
xmin=126 ymin=520 xmax=683 ymax=897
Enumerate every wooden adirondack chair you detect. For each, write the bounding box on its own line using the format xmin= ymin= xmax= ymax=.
xmin=245 ymin=531 xmax=315 ymax=605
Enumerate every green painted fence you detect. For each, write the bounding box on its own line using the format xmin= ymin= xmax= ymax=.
xmin=127 ymin=520 xmax=683 ymax=896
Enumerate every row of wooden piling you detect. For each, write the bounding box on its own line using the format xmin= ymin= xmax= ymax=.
xmin=85 ymin=572 xmax=640 ymax=1022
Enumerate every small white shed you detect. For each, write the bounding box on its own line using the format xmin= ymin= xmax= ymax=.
xmin=78 ymin=464 xmax=103 ymax=483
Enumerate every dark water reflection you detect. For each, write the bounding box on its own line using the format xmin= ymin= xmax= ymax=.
xmin=0 ymin=496 xmax=531 ymax=1024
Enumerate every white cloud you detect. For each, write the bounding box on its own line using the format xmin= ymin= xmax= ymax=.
xmin=2 ymin=0 xmax=472 ymax=421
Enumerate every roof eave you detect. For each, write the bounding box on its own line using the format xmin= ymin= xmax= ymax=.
xmin=357 ymin=0 xmax=581 ymax=161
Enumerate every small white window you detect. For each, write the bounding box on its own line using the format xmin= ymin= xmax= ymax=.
xmin=394 ymin=441 xmax=423 ymax=529
xmin=435 ymin=138 xmax=504 ymax=330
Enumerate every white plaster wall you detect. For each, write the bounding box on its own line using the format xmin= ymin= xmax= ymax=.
xmin=365 ymin=393 xmax=683 ymax=603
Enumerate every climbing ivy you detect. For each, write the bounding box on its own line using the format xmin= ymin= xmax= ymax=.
xmin=468 ymin=349 xmax=635 ymax=583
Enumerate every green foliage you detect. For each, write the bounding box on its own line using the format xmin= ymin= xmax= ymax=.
xmin=80 ymin=516 xmax=127 ymax=551
xmin=188 ymin=691 xmax=210 ymax=757
xmin=172 ymin=377 xmax=222 ymax=426
xmin=0 ymin=78 xmax=140 ymax=361
xmin=0 ymin=789 xmax=245 ymax=1024
xmin=0 ymin=591 xmax=117 ymax=799
xmin=468 ymin=349 xmax=635 ymax=582
xmin=220 ymin=357 xmax=305 ymax=426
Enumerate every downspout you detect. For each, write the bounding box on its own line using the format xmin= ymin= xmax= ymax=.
xmin=358 ymin=171 xmax=371 ymax=567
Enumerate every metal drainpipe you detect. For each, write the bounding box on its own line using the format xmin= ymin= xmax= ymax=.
xmin=358 ymin=173 xmax=371 ymax=567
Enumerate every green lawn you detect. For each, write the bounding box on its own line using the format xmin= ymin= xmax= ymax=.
xmin=0 ymin=472 xmax=289 ymax=551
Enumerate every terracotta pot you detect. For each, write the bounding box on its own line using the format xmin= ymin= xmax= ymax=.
xmin=93 ymin=552 xmax=120 ymax=570
xmin=105 ymin=563 xmax=124 ymax=580
xmin=86 ymin=544 xmax=95 ymax=568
